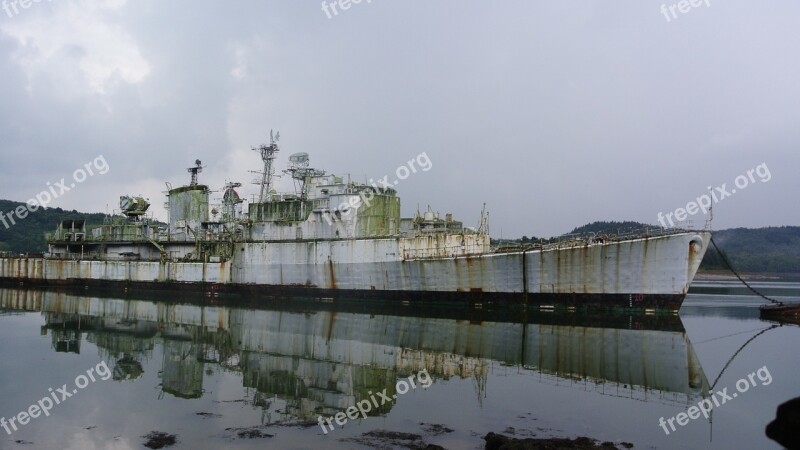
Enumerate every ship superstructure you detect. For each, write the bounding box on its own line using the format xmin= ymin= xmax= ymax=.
xmin=0 ymin=134 xmax=710 ymax=311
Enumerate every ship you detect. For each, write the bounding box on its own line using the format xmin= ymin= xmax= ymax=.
xmin=0 ymin=133 xmax=710 ymax=311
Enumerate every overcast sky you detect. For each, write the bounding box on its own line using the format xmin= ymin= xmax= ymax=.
xmin=1 ymin=0 xmax=797 ymax=238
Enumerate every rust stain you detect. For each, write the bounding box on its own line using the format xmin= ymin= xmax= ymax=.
xmin=328 ymin=258 xmax=337 ymax=289
xmin=687 ymin=238 xmax=702 ymax=271
xmin=326 ymin=311 xmax=337 ymax=342
xmin=465 ymin=255 xmax=479 ymax=291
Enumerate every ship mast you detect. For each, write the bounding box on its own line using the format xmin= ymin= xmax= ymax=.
xmin=251 ymin=130 xmax=280 ymax=203
xmin=188 ymin=159 xmax=203 ymax=186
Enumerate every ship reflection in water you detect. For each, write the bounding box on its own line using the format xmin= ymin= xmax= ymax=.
xmin=0 ymin=288 xmax=713 ymax=449
xmin=2 ymin=289 xmax=709 ymax=410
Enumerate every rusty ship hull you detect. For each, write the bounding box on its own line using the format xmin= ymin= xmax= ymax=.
xmin=0 ymin=230 xmax=709 ymax=311
xmin=0 ymin=140 xmax=710 ymax=311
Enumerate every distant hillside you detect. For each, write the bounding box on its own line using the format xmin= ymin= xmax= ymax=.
xmin=510 ymin=221 xmax=659 ymax=246
xmin=566 ymin=221 xmax=656 ymax=236
xmin=509 ymin=221 xmax=800 ymax=274
xmin=0 ymin=199 xmax=112 ymax=253
xmin=702 ymin=227 xmax=800 ymax=273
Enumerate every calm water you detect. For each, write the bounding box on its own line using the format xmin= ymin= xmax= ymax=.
xmin=0 ymin=284 xmax=798 ymax=450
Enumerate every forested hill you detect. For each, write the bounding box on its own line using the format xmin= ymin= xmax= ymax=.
xmin=0 ymin=199 xmax=111 ymax=253
xmin=701 ymin=227 xmax=800 ymax=273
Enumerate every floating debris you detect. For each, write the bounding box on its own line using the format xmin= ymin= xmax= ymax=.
xmin=483 ymin=432 xmax=633 ymax=450
xmin=142 ymin=431 xmax=178 ymax=449
xmin=237 ymin=429 xmax=274 ymax=439
xmin=420 ymin=423 xmax=454 ymax=436
xmin=225 ymin=426 xmax=275 ymax=439
xmin=342 ymin=430 xmax=444 ymax=449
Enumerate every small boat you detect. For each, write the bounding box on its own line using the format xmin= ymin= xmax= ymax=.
xmin=760 ymin=302 xmax=800 ymax=326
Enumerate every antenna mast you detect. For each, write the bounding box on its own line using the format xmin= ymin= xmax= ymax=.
xmin=251 ymin=130 xmax=280 ymax=203
xmin=705 ymin=188 xmax=714 ymax=230
xmin=188 ymin=160 xmax=203 ymax=185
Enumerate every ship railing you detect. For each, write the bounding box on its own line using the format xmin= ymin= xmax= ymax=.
xmin=401 ymin=243 xmax=489 ymax=260
xmin=52 ymin=252 xmax=103 ymax=261
xmin=610 ymin=223 xmax=699 ymax=239
xmin=0 ymin=252 xmax=46 ymax=258
xmin=494 ymin=225 xmax=701 ymax=253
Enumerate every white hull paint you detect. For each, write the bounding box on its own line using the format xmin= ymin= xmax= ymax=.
xmin=1 ymin=231 xmax=709 ymax=303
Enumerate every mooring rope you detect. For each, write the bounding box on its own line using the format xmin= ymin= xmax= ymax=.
xmin=693 ymin=325 xmax=778 ymax=345
xmin=709 ymin=324 xmax=780 ymax=390
xmin=709 ymin=236 xmax=782 ymax=306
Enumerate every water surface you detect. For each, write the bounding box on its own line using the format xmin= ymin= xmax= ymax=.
xmin=0 ymin=285 xmax=798 ymax=450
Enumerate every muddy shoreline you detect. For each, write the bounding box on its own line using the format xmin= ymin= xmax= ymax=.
xmin=694 ymin=270 xmax=800 ymax=282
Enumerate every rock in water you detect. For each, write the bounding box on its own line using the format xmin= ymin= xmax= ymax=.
xmin=766 ymin=397 xmax=800 ymax=450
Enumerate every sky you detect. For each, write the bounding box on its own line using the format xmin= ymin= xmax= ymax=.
xmin=0 ymin=0 xmax=798 ymax=238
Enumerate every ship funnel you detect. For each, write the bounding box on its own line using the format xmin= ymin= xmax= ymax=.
xmin=168 ymin=162 xmax=210 ymax=239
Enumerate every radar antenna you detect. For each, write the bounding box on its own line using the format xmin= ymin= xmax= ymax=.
xmin=251 ymin=130 xmax=280 ymax=203
xmin=119 ymin=195 xmax=150 ymax=219
xmin=188 ymin=160 xmax=203 ymax=185
xmin=284 ymin=152 xmax=325 ymax=200
xmin=221 ymin=181 xmax=243 ymax=222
